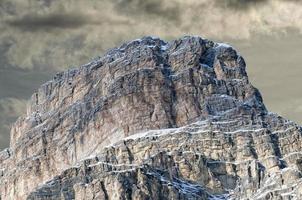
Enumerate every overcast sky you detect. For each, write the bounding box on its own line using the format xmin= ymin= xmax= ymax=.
xmin=0 ymin=0 xmax=302 ymax=149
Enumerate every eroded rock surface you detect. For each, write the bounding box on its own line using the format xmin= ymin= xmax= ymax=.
xmin=1 ymin=36 xmax=302 ymax=200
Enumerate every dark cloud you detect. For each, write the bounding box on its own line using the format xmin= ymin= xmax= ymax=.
xmin=0 ymin=1 xmax=16 ymax=16
xmin=216 ymin=0 xmax=302 ymax=9
xmin=0 ymin=68 xmax=54 ymax=99
xmin=0 ymin=68 xmax=54 ymax=149
xmin=37 ymin=0 xmax=55 ymax=8
xmin=114 ymin=0 xmax=180 ymax=22
xmin=6 ymin=12 xmax=92 ymax=31
xmin=0 ymin=40 xmax=13 ymax=69
xmin=0 ymin=97 xmax=27 ymax=149
xmin=2 ymin=0 xmax=302 ymax=71
xmin=215 ymin=0 xmax=268 ymax=9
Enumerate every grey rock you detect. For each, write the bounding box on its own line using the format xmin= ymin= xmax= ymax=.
xmin=1 ymin=36 xmax=301 ymax=200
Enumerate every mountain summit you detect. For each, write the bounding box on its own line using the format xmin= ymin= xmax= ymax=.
xmin=1 ymin=36 xmax=302 ymax=200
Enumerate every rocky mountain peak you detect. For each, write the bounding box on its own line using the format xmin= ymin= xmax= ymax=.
xmin=1 ymin=36 xmax=301 ymax=200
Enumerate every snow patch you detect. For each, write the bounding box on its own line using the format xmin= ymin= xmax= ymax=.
xmin=215 ymin=42 xmax=232 ymax=49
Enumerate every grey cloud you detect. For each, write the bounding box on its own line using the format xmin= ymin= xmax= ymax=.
xmin=37 ymin=0 xmax=55 ymax=8
xmin=215 ymin=0 xmax=268 ymax=9
xmin=0 ymin=97 xmax=27 ymax=149
xmin=0 ymin=68 xmax=54 ymax=149
xmin=0 ymin=40 xmax=14 ymax=69
xmin=1 ymin=0 xmax=302 ymax=71
xmin=6 ymin=13 xmax=93 ymax=31
xmin=0 ymin=68 xmax=53 ymax=99
xmin=114 ymin=0 xmax=181 ymax=22
xmin=0 ymin=1 xmax=16 ymax=16
xmin=0 ymin=0 xmax=302 ymax=149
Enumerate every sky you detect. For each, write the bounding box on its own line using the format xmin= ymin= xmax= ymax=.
xmin=0 ymin=0 xmax=302 ymax=149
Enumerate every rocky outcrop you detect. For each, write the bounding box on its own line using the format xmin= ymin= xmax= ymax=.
xmin=1 ymin=36 xmax=302 ymax=200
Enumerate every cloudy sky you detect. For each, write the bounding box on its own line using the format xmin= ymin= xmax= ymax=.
xmin=0 ymin=0 xmax=302 ymax=149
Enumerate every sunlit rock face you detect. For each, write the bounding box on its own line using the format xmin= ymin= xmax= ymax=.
xmin=1 ymin=36 xmax=302 ymax=200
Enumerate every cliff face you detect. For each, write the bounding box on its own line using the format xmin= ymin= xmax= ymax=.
xmin=1 ymin=36 xmax=302 ymax=200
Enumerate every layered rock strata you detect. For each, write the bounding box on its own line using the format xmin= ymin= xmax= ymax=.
xmin=1 ymin=36 xmax=302 ymax=200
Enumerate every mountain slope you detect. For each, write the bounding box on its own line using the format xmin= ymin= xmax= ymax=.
xmin=1 ymin=36 xmax=302 ymax=200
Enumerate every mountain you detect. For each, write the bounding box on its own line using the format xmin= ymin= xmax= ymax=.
xmin=1 ymin=36 xmax=302 ymax=200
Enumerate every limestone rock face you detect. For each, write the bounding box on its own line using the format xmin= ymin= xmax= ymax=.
xmin=1 ymin=36 xmax=302 ymax=200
